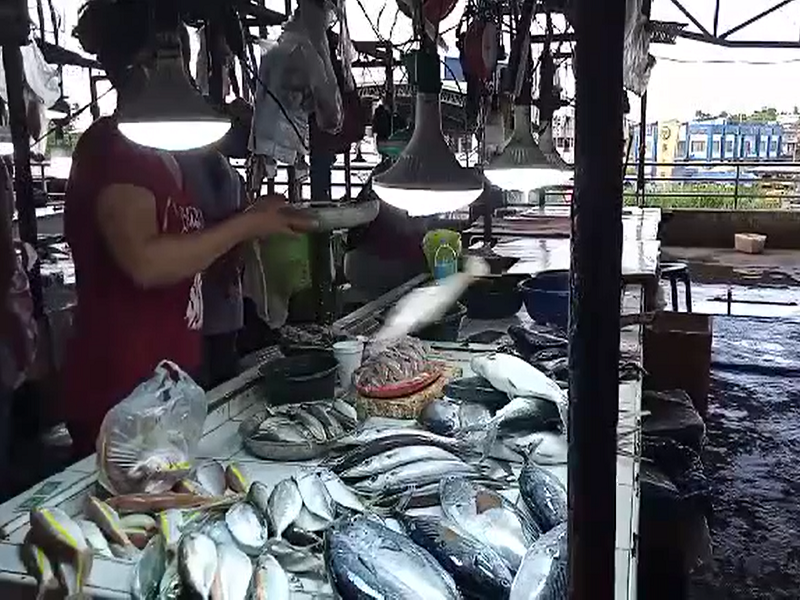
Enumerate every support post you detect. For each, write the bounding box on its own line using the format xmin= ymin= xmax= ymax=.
xmin=3 ymin=44 xmax=43 ymax=319
xmin=568 ymin=1 xmax=626 ymax=599
xmin=309 ymin=126 xmax=335 ymax=324
xmin=637 ymin=91 xmax=648 ymax=207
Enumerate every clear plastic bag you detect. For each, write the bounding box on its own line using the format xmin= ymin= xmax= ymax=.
xmin=249 ymin=0 xmax=343 ymax=163
xmin=96 ymin=361 xmax=208 ymax=495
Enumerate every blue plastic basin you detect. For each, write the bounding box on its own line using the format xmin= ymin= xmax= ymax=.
xmin=519 ymin=270 xmax=570 ymax=330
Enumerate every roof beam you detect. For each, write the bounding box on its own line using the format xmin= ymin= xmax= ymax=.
xmin=677 ymin=28 xmax=800 ymax=48
xmin=668 ymin=0 xmax=711 ymax=36
xmin=719 ymin=0 xmax=797 ymax=40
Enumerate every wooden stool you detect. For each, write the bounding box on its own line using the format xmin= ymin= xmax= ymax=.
xmin=660 ymin=262 xmax=692 ymax=312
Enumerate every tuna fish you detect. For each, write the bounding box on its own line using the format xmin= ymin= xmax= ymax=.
xmin=519 ymin=461 xmax=568 ymax=533
xmin=509 ymin=522 xmax=568 ymax=600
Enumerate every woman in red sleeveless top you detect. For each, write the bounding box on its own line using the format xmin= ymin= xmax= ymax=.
xmin=64 ymin=2 xmax=313 ymax=457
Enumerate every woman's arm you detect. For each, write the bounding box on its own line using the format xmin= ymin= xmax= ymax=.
xmin=97 ymin=184 xmax=311 ymax=289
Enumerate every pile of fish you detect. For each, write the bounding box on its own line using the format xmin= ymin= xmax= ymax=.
xmin=353 ymin=336 xmax=431 ymax=391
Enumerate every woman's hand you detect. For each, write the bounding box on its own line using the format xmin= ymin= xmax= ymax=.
xmin=242 ymin=195 xmax=317 ymax=238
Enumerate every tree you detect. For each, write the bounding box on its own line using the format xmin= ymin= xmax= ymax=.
xmin=695 ymin=110 xmax=713 ymax=120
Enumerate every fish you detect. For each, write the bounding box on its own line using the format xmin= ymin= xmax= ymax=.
xmin=85 ymin=496 xmax=132 ymax=548
xmin=353 ymin=459 xmax=477 ymax=496
xmin=293 ymin=505 xmax=331 ymax=532
xmin=267 ymin=478 xmax=303 ymax=539
xmin=509 ymin=522 xmax=568 ymax=600
xmin=264 ymin=539 xmax=324 ymax=573
xmin=318 ymin=469 xmax=365 ymax=513
xmin=210 ymin=543 xmax=252 ymax=600
xmin=289 ymin=407 xmax=327 ymax=442
xmin=56 ymin=559 xmax=84 ymax=598
xmin=471 ymin=354 xmax=566 ymax=406
xmin=440 ymin=477 xmax=541 ymax=572
xmin=159 ymin=509 xmax=184 ymax=556
xmin=195 ymin=460 xmax=227 ymax=496
xmin=419 ymin=398 xmax=462 ymax=436
xmin=77 ymin=520 xmax=114 ymax=558
xmin=250 ymin=553 xmax=290 ymax=600
xmin=402 ymin=513 xmax=515 ymax=599
xmin=20 ymin=535 xmax=59 ymax=600
xmin=110 ymin=543 xmax=141 ymax=560
xmin=174 ymin=479 xmax=213 ymax=496
xmin=340 ymin=445 xmax=462 ymax=480
xmin=489 ymin=396 xmax=562 ymax=433
xmin=444 ymin=376 xmax=510 ymax=408
xmin=202 ymin=519 xmax=236 ymax=548
xmin=246 ymin=481 xmax=271 ymax=518
xmin=253 ymin=416 xmax=310 ymax=443
xmin=119 ymin=514 xmax=158 ymax=533
xmin=307 ymin=404 xmax=344 ymax=439
xmin=28 ymin=507 xmax=93 ymax=593
xmin=326 ymin=515 xmax=461 ymax=600
xmin=130 ymin=533 xmax=167 ymax=600
xmin=294 ymin=472 xmax=335 ymax=521
xmin=507 ymin=325 xmax=567 ymax=359
xmin=224 ymin=502 xmax=268 ymax=555
xmin=159 ymin=559 xmax=183 ymax=599
xmin=519 ymin=461 xmax=568 ymax=533
xmin=178 ymin=533 xmax=218 ymax=600
xmin=106 ymin=492 xmax=233 ymax=514
xmin=225 ymin=463 xmax=249 ymax=494
xmin=328 ymin=431 xmax=467 ymax=473
xmin=283 ymin=525 xmax=321 ymax=547
xmin=124 ymin=527 xmax=152 ymax=550
xmin=332 ymin=398 xmax=358 ymax=427
xmin=529 ymin=433 xmax=569 ymax=465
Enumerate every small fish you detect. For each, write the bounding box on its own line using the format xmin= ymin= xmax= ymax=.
xmin=174 ymin=479 xmax=213 ymax=496
xmin=225 ymin=463 xmax=249 ymax=494
xmin=318 ymin=470 xmax=365 ymax=513
xmin=250 ymin=553 xmax=290 ymax=600
xmin=283 ymin=525 xmax=321 ymax=547
xmin=340 ymin=445 xmax=461 ymax=480
xmin=293 ymin=505 xmax=330 ymax=532
xmin=267 ymin=479 xmax=303 ymax=539
xmin=419 ymin=398 xmax=462 ymax=436
xmin=294 ymin=472 xmax=335 ymax=521
xmin=28 ymin=507 xmax=93 ymax=594
xmin=306 ymin=404 xmax=344 ymax=439
xmin=195 ymin=460 xmax=227 ymax=497
xmin=56 ymin=560 xmax=84 ymax=598
xmin=124 ymin=527 xmax=152 ymax=550
xmin=106 ymin=492 xmax=231 ymax=514
xmin=20 ymin=535 xmax=59 ymax=600
xmin=332 ymin=398 xmax=358 ymax=427
xmin=159 ymin=559 xmax=183 ymax=599
xmin=178 ymin=533 xmax=218 ymax=600
xmin=264 ymin=539 xmax=323 ymax=573
xmin=290 ymin=407 xmax=327 ymax=443
xmin=210 ymin=543 xmax=252 ymax=600
xmin=246 ymin=481 xmax=271 ymax=518
xmin=130 ymin=533 xmax=167 ymax=600
xmin=519 ymin=461 xmax=568 ymax=533
xmin=119 ymin=514 xmax=158 ymax=533
xmin=159 ymin=509 xmax=184 ymax=556
xmin=225 ymin=502 xmax=268 ymax=555
xmin=353 ymin=459 xmax=477 ymax=496
xmin=443 ymin=376 xmax=510 ymax=408
xmin=509 ymin=522 xmax=568 ymax=600
xmin=85 ymin=496 xmax=132 ymax=548
xmin=202 ymin=519 xmax=236 ymax=548
xmin=489 ymin=396 xmax=562 ymax=433
xmin=253 ymin=416 xmax=310 ymax=444
xmin=77 ymin=520 xmax=113 ymax=558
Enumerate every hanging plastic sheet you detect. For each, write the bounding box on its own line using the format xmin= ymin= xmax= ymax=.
xmin=624 ymin=0 xmax=654 ymax=95
xmin=0 ymin=43 xmax=60 ymax=108
xmin=249 ymin=0 xmax=343 ymax=165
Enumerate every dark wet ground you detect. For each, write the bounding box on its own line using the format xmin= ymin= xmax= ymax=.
xmin=689 ymin=315 xmax=800 ymax=599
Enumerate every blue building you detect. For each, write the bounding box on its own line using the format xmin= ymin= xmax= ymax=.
xmin=631 ymin=118 xmax=788 ymax=163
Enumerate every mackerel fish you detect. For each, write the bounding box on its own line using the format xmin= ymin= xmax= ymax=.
xmin=510 ymin=522 xmax=568 ymax=600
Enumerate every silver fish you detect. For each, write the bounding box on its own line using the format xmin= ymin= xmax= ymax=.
xmin=246 ymin=481 xmax=271 ymax=518
xmin=77 ymin=519 xmax=114 ymax=558
xmin=159 ymin=559 xmax=182 ymax=599
xmin=250 ymin=553 xmax=290 ymax=600
xmin=28 ymin=507 xmax=93 ymax=592
xmin=211 ymin=543 xmax=252 ymax=600
xmin=290 ymin=407 xmax=327 ymax=442
xmin=85 ymin=496 xmax=132 ymax=549
xmin=203 ymin=519 xmax=236 ymax=548
xmin=510 ymin=522 xmax=568 ymax=600
xmin=353 ymin=459 xmax=476 ymax=495
xmin=295 ymin=472 xmax=335 ymax=521
xmin=530 ymin=433 xmax=569 ymax=465
xmin=293 ymin=505 xmax=330 ymax=532
xmin=307 ymin=404 xmax=344 ymax=439
xmin=326 ymin=515 xmax=461 ymax=599
xmin=440 ymin=477 xmax=540 ymax=572
xmin=318 ymin=470 xmax=365 ymax=513
xmin=471 ymin=353 xmax=565 ymax=402
xmin=225 ymin=502 xmax=268 ymax=555
xmin=332 ymin=398 xmax=358 ymax=427
xmin=119 ymin=514 xmax=158 ymax=533
xmin=131 ymin=534 xmax=166 ymax=600
xmin=20 ymin=536 xmax=58 ymax=600
xmin=264 ymin=539 xmax=324 ymax=573
xmin=489 ymin=396 xmax=562 ymax=432
xmin=178 ymin=533 xmax=218 ymax=600
xmin=341 ymin=445 xmax=461 ymax=479
xmin=56 ymin=560 xmax=82 ymax=598
xmin=519 ymin=461 xmax=568 ymax=533
xmin=225 ymin=463 xmax=250 ymax=494
xmin=158 ymin=509 xmax=184 ymax=557
xmin=195 ymin=460 xmax=227 ymax=496
xmin=267 ymin=479 xmax=303 ymax=539
xmin=254 ymin=416 xmax=310 ymax=443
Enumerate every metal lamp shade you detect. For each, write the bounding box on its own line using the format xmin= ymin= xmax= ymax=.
xmin=373 ymin=93 xmax=484 ymax=216
xmin=485 ymin=105 xmax=572 ymax=193
xmin=46 ymin=97 xmax=70 ymax=120
xmin=117 ymin=51 xmax=231 ymax=152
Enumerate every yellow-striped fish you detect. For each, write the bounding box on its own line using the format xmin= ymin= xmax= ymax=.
xmin=158 ymin=509 xmax=184 ymax=557
xmin=224 ymin=463 xmax=249 ymax=494
xmin=20 ymin=534 xmax=58 ymax=600
xmin=84 ymin=496 xmax=132 ymax=548
xmin=28 ymin=507 xmax=93 ymax=597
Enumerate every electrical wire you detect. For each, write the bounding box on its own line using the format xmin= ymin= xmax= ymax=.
xmin=653 ymin=54 xmax=800 ymax=65
xmin=30 ymin=86 xmax=115 ymax=147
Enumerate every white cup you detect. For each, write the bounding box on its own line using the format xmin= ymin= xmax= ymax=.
xmin=332 ymin=339 xmax=365 ymax=388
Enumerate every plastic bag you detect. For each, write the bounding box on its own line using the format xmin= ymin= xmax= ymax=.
xmin=250 ymin=0 xmax=343 ymax=164
xmin=96 ymin=361 xmax=207 ymax=495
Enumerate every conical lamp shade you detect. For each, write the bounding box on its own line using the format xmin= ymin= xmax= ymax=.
xmin=118 ymin=43 xmax=231 ymax=151
xmin=373 ymin=93 xmax=484 ymax=216
xmin=485 ymin=105 xmax=572 ymax=193
xmin=539 ymin=122 xmax=573 ymax=173
xmin=46 ymin=96 xmax=70 ymax=120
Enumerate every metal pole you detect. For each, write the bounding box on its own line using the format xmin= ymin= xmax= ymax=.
xmin=734 ymin=163 xmax=740 ymax=208
xmin=568 ymin=0 xmax=625 ymax=599
xmin=3 ymin=44 xmax=43 ymax=319
xmin=309 ymin=124 xmax=335 ymax=324
xmin=637 ymin=92 xmax=648 ymax=207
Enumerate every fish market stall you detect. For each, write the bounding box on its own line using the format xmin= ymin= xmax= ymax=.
xmin=0 ymin=278 xmax=643 ymax=599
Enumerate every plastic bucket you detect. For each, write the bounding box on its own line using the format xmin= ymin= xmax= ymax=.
xmin=333 ymin=339 xmax=365 ymax=388
xmin=519 ymin=270 xmax=570 ymax=330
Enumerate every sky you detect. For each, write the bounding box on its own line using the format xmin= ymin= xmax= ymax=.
xmin=29 ymin=0 xmax=800 ymax=128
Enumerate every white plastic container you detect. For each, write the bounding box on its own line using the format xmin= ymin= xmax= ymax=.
xmin=332 ymin=339 xmax=365 ymax=388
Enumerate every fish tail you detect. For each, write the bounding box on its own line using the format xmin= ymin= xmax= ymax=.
xmin=75 ymin=549 xmax=93 ymax=594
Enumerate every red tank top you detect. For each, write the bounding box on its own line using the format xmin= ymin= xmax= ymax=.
xmin=62 ymin=118 xmax=204 ymax=439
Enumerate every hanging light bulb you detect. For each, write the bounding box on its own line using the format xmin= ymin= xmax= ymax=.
xmin=46 ymin=96 xmax=71 ymax=120
xmin=117 ymin=33 xmax=231 ymax=151
xmin=484 ymin=104 xmax=572 ymax=194
xmin=373 ymin=49 xmax=484 ymax=216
